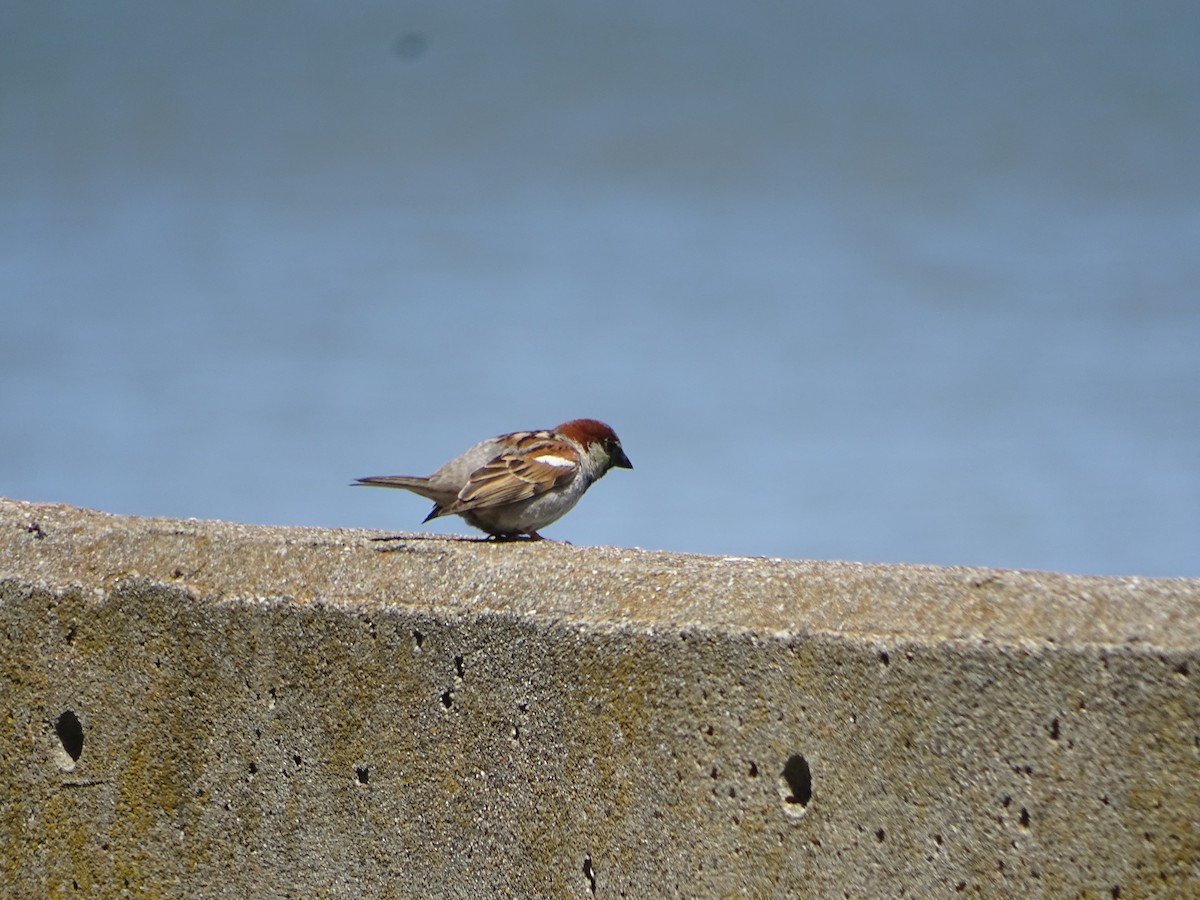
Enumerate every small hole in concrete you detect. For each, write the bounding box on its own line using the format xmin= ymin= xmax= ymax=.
xmin=780 ymin=754 xmax=812 ymax=815
xmin=582 ymin=855 xmax=596 ymax=895
xmin=1175 ymin=661 xmax=1190 ymax=679
xmin=1050 ymin=718 xmax=1060 ymax=740
xmin=878 ymin=651 xmax=890 ymax=666
xmin=293 ymin=754 xmax=302 ymax=766
xmin=454 ymin=655 xmax=465 ymax=679
xmin=876 ymin=828 xmax=885 ymax=842
xmin=1111 ymin=886 xmax=1121 ymax=898
xmin=412 ymin=629 xmax=424 ymax=649
xmin=440 ymin=691 xmax=453 ymax=708
xmin=1019 ymin=807 xmax=1030 ymax=829
xmin=55 ymin=711 xmax=84 ymax=762
xmin=248 ymin=761 xmax=257 ymax=775
xmin=748 ymin=761 xmax=759 ymax=778
xmin=356 ymin=766 xmax=369 ymax=784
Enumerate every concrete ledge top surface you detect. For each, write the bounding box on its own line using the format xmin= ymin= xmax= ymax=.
xmin=5 ymin=496 xmax=1199 ymax=896
xmin=4 ymin=497 xmax=1197 ymax=650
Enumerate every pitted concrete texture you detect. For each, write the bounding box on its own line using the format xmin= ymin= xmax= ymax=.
xmin=1 ymin=497 xmax=1197 ymax=897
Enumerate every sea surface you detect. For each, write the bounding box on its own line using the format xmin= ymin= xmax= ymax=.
xmin=3 ymin=2 xmax=1198 ymax=576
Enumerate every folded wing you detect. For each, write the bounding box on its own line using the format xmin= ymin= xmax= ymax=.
xmin=447 ymin=437 xmax=581 ymax=513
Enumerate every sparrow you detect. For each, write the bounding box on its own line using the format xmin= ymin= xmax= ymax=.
xmin=355 ymin=418 xmax=632 ymax=540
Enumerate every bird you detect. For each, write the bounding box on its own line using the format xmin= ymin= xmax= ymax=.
xmin=354 ymin=418 xmax=632 ymax=540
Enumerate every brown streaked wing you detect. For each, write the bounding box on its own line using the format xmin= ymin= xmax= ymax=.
xmin=451 ymin=438 xmax=580 ymax=511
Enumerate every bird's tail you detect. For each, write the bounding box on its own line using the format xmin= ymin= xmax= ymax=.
xmin=354 ymin=474 xmax=428 ymax=490
xmin=354 ymin=475 xmax=453 ymax=521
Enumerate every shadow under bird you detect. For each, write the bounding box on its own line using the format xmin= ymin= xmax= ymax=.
xmin=354 ymin=418 xmax=632 ymax=540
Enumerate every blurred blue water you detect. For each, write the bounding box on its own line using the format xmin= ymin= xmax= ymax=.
xmin=3 ymin=2 xmax=1198 ymax=576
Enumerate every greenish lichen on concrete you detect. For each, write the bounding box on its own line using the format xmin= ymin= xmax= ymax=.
xmin=1 ymin=498 xmax=1198 ymax=897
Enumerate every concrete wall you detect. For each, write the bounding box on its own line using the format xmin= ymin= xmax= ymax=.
xmin=2 ymin=497 xmax=1197 ymax=897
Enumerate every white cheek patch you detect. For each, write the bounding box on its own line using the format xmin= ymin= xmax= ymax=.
xmin=534 ymin=454 xmax=576 ymax=468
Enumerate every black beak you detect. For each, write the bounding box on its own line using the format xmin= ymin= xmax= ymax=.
xmin=611 ymin=444 xmax=633 ymax=470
